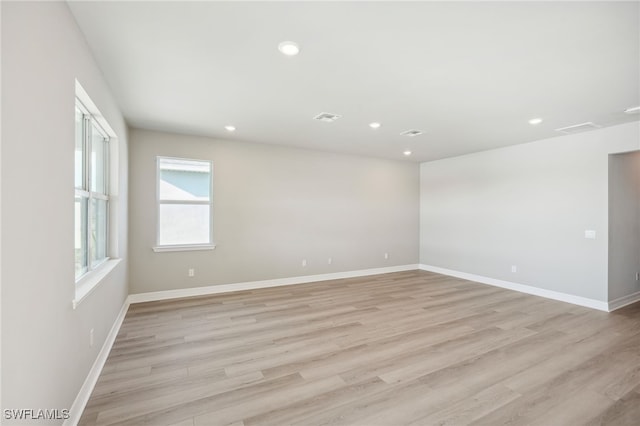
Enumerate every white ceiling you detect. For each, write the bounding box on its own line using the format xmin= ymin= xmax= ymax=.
xmin=68 ymin=1 xmax=640 ymax=162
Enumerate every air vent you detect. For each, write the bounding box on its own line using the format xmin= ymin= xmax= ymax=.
xmin=555 ymin=122 xmax=601 ymax=134
xmin=313 ymin=112 xmax=341 ymax=123
xmin=400 ymin=129 xmax=423 ymax=137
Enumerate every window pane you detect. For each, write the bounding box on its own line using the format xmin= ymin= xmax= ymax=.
xmin=90 ymin=198 xmax=108 ymax=264
xmin=75 ymin=196 xmax=88 ymax=279
xmin=91 ymin=123 xmax=107 ymax=194
xmin=75 ymin=108 xmax=84 ymax=189
xmin=159 ymin=158 xmax=210 ymax=201
xmin=159 ymin=204 xmax=210 ymax=245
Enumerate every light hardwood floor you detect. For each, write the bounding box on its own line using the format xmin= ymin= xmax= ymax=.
xmin=79 ymin=270 xmax=640 ymax=426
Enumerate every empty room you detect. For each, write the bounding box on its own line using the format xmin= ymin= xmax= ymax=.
xmin=2 ymin=1 xmax=640 ymax=425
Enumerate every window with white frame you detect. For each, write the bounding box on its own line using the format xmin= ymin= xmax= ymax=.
xmin=156 ymin=157 xmax=213 ymax=249
xmin=75 ymin=100 xmax=110 ymax=280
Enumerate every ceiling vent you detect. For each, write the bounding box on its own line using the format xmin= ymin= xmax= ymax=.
xmin=555 ymin=122 xmax=601 ymax=134
xmin=313 ymin=112 xmax=341 ymax=123
xmin=400 ymin=129 xmax=423 ymax=137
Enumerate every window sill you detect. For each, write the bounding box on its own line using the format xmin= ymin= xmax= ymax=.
xmin=152 ymin=244 xmax=216 ymax=253
xmin=73 ymin=258 xmax=122 ymax=309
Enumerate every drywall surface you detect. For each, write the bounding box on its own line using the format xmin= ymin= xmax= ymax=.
xmin=420 ymin=122 xmax=640 ymax=302
xmin=129 ymin=128 xmax=419 ymax=294
xmin=1 ymin=2 xmax=128 ymax=422
xmin=608 ymin=150 xmax=640 ymax=301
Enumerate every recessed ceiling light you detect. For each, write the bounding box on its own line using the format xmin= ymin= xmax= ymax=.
xmin=528 ymin=118 xmax=543 ymax=125
xmin=369 ymin=122 xmax=381 ymax=129
xmin=278 ymin=41 xmax=300 ymax=56
xmin=624 ymin=106 xmax=640 ymax=114
xmin=224 ymin=125 xmax=236 ymax=132
xmin=403 ymin=150 xmax=412 ymax=156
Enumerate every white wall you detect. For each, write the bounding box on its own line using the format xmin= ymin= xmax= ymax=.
xmin=420 ymin=122 xmax=640 ymax=302
xmin=0 ymin=0 xmax=4 ymax=416
xmin=608 ymin=150 xmax=640 ymax=301
xmin=129 ymin=128 xmax=419 ymax=294
xmin=1 ymin=2 xmax=128 ymax=423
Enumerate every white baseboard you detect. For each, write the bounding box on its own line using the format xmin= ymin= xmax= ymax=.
xmin=128 ymin=264 xmax=420 ymax=304
xmin=419 ymin=264 xmax=609 ymax=312
xmin=608 ymin=290 xmax=640 ymax=312
xmin=65 ymin=264 xmax=417 ymax=423
xmin=67 ymin=262 xmax=620 ymax=425
xmin=64 ymin=300 xmax=130 ymax=426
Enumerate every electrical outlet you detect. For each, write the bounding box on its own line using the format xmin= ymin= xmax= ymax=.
xmin=511 ymin=265 xmax=517 ymax=273
xmin=636 ymin=272 xmax=639 ymax=281
xmin=89 ymin=328 xmax=94 ymax=347
xmin=328 ymin=257 xmax=332 ymax=265
xmin=302 ymin=259 xmax=307 ymax=267
xmin=188 ymin=268 xmax=195 ymax=277
xmin=384 ymin=253 xmax=389 ymax=260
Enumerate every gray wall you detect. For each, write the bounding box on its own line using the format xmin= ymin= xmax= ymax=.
xmin=1 ymin=1 xmax=128 ymax=421
xmin=129 ymin=128 xmax=419 ymax=294
xmin=420 ymin=122 xmax=640 ymax=302
xmin=608 ymin=150 xmax=640 ymax=301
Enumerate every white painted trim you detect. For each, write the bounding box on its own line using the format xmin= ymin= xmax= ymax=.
xmin=419 ymin=264 xmax=609 ymax=312
xmin=608 ymin=290 xmax=640 ymax=312
xmin=128 ymin=264 xmax=420 ymax=304
xmin=65 ymin=265 xmax=416 ymax=423
xmin=152 ymin=244 xmax=216 ymax=253
xmin=64 ymin=299 xmax=130 ymax=426
xmin=65 ymin=263 xmax=624 ymax=424
xmin=73 ymin=258 xmax=122 ymax=309
xmin=75 ymin=80 xmax=116 ymax=138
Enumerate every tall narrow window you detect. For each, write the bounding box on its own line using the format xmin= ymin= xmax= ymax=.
xmin=156 ymin=157 xmax=213 ymax=249
xmin=75 ymin=100 xmax=110 ymax=280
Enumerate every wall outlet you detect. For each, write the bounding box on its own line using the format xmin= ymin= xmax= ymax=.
xmin=511 ymin=265 xmax=517 ymax=273
xmin=302 ymin=259 xmax=307 ymax=267
xmin=327 ymin=257 xmax=332 ymax=265
xmin=89 ymin=328 xmax=94 ymax=347
xmin=188 ymin=268 xmax=195 ymax=277
xmin=636 ymin=272 xmax=639 ymax=281
xmin=384 ymin=253 xmax=389 ymax=260
xmin=584 ymin=230 xmax=596 ymax=239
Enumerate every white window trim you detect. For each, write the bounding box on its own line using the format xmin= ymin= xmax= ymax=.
xmin=76 ymin=99 xmax=110 ymax=277
xmin=154 ymin=156 xmax=215 ymax=252
xmin=74 ymin=80 xmax=120 ymax=308
xmin=73 ymin=258 xmax=121 ymax=309
xmin=152 ymin=244 xmax=216 ymax=253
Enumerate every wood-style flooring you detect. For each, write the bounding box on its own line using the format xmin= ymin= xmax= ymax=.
xmin=79 ymin=270 xmax=640 ymax=425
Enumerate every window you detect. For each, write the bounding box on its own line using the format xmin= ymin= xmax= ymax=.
xmin=155 ymin=157 xmax=214 ymax=251
xmin=75 ymin=100 xmax=110 ymax=280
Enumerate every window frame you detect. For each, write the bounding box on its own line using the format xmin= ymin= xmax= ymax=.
xmin=153 ymin=156 xmax=215 ymax=252
xmin=75 ymin=98 xmax=110 ymax=281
